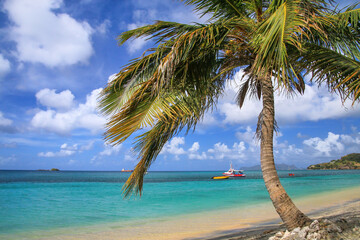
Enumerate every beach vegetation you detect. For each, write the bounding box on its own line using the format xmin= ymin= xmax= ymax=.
xmin=99 ymin=0 xmax=360 ymax=230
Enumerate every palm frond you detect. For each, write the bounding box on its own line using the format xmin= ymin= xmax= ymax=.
xmin=305 ymin=8 xmax=360 ymax=61
xmin=300 ymin=43 xmax=360 ymax=103
xmin=181 ymin=0 xmax=251 ymax=19
xmin=122 ymin=85 xmax=220 ymax=197
xmin=118 ymin=21 xmax=203 ymax=45
xmin=100 ymin=0 xmax=360 ymax=200
xmin=99 ymin=48 xmax=170 ymax=115
xmin=252 ymin=0 xmax=306 ymax=91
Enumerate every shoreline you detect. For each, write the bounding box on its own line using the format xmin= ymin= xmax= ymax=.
xmin=192 ymin=196 xmax=360 ymax=240
xmin=181 ymin=185 xmax=360 ymax=240
xmin=197 ymin=199 xmax=360 ymax=240
xmin=2 ymin=185 xmax=359 ymax=240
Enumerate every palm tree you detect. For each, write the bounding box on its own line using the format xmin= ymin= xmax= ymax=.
xmin=99 ymin=0 xmax=360 ymax=230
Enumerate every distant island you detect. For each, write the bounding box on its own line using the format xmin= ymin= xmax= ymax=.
xmin=307 ymin=153 xmax=360 ymax=170
xmin=242 ymin=163 xmax=301 ymax=171
xmin=37 ymin=168 xmax=60 ymax=171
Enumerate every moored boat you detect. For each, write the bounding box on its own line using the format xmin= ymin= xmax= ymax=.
xmin=211 ymin=176 xmax=229 ymax=180
xmin=223 ymin=162 xmax=246 ymax=177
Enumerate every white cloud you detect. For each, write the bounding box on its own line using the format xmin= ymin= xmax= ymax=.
xmin=0 ymin=111 xmax=17 ymax=133
xmin=38 ymin=141 xmax=94 ymax=157
xmin=189 ymin=142 xmax=200 ymax=152
xmin=161 ymin=138 xmax=208 ymax=160
xmin=31 ymin=88 xmax=106 ymax=135
xmin=188 ymin=151 xmax=207 ymax=160
xmin=160 ymin=137 xmax=247 ymax=162
xmin=217 ymin=71 xmax=262 ymax=124
xmin=207 ymin=141 xmax=246 ymax=161
xmin=216 ymin=71 xmax=360 ymax=126
xmin=0 ymin=54 xmax=11 ymax=77
xmin=127 ymin=37 xmax=147 ymax=54
xmin=36 ymin=88 xmax=74 ymax=110
xmin=96 ymin=19 xmax=111 ymax=35
xmin=188 ymin=142 xmax=207 ymax=160
xmin=38 ymin=143 xmax=78 ymax=157
xmin=303 ymin=132 xmax=360 ymax=160
xmin=4 ymin=0 xmax=93 ymax=67
xmin=124 ymin=2 xmax=205 ymax=54
xmin=0 ymin=112 xmax=12 ymax=127
xmin=124 ymin=154 xmax=136 ymax=162
xmin=80 ymin=141 xmax=95 ymax=151
xmin=208 ymin=142 xmax=230 ymax=154
xmin=198 ymin=111 xmax=218 ymax=127
xmin=236 ymin=126 xmax=258 ymax=147
xmin=99 ymin=143 xmax=122 ymax=156
xmin=108 ymin=73 xmax=118 ymax=83
xmin=124 ymin=11 xmax=151 ymax=54
xmin=303 ymin=132 xmax=356 ymax=156
xmin=90 ymin=143 xmax=122 ymax=165
xmin=233 ymin=141 xmax=246 ymax=153
xmin=161 ymin=137 xmax=186 ymax=155
xmin=31 ymin=109 xmax=75 ymax=134
xmin=281 ymin=144 xmax=303 ymax=155
xmin=275 ymin=85 xmax=360 ymax=124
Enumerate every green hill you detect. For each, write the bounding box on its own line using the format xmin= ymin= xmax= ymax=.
xmin=307 ymin=153 xmax=360 ymax=170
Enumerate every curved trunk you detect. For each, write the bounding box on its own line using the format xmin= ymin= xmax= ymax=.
xmin=260 ymin=76 xmax=311 ymax=230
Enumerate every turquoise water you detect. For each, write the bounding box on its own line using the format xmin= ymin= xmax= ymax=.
xmin=0 ymin=170 xmax=360 ymax=237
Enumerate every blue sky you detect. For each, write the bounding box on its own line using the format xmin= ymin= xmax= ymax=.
xmin=0 ymin=0 xmax=359 ymax=171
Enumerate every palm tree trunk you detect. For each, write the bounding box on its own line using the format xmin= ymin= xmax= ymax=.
xmin=260 ymin=76 xmax=311 ymax=230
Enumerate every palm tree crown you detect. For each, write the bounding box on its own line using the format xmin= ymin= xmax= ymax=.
xmin=99 ymin=0 xmax=360 ymax=230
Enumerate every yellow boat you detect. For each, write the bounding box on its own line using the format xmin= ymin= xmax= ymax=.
xmin=211 ymin=176 xmax=229 ymax=180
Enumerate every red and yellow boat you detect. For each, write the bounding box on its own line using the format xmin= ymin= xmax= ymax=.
xmin=211 ymin=176 xmax=229 ymax=180
xmin=223 ymin=162 xmax=246 ymax=177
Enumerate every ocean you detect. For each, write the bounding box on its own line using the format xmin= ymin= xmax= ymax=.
xmin=1 ymin=170 xmax=360 ymax=239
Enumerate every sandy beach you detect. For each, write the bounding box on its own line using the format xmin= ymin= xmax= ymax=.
xmin=14 ymin=185 xmax=358 ymax=240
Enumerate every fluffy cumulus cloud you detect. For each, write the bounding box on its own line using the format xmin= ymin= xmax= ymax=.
xmin=161 ymin=137 xmax=186 ymax=155
xmin=216 ymin=71 xmax=360 ymax=126
xmin=188 ymin=142 xmax=207 ymax=160
xmin=35 ymin=89 xmax=74 ymax=110
xmin=303 ymin=132 xmax=360 ymax=157
xmin=39 ymin=143 xmax=78 ymax=157
xmin=207 ymin=141 xmax=246 ymax=160
xmin=236 ymin=126 xmax=258 ymax=148
xmin=274 ymin=85 xmax=360 ymax=124
xmin=160 ymin=136 xmax=247 ymax=162
xmin=216 ymin=71 xmax=261 ymax=124
xmin=161 ymin=137 xmax=208 ymax=160
xmin=4 ymin=0 xmax=93 ymax=67
xmin=0 ymin=54 xmax=11 ymax=77
xmin=31 ymin=88 xmax=106 ymax=135
xmin=38 ymin=141 xmax=94 ymax=157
